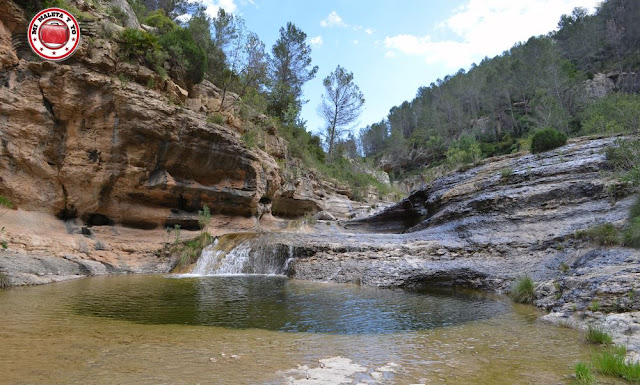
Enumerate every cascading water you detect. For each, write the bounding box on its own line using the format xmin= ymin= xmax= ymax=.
xmin=189 ymin=234 xmax=294 ymax=276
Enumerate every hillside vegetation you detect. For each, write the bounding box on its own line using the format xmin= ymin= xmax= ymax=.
xmin=356 ymin=0 xmax=640 ymax=183
xmin=19 ymin=0 xmax=639 ymax=201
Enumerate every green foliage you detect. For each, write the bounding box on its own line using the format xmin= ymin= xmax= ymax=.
xmin=157 ymin=27 xmax=207 ymax=86
xmin=268 ymin=22 xmax=318 ymax=123
xmin=0 ymin=272 xmax=10 ymax=289
xmin=479 ymin=134 xmax=520 ymax=158
xmin=510 ymin=275 xmax=535 ymax=304
xmin=319 ymin=65 xmax=365 ymax=158
xmin=578 ymin=223 xmax=621 ymax=246
xmin=351 ymin=0 xmax=640 ymax=180
xmin=144 ymin=9 xmax=176 ymax=33
xmin=119 ymin=28 xmax=159 ymax=61
xmin=574 ymin=362 xmax=596 ymax=385
xmin=606 ymin=139 xmax=640 ymax=186
xmin=0 ymin=196 xmax=13 ymax=212
xmin=118 ymin=10 xmax=206 ymax=87
xmin=118 ymin=73 xmax=130 ymax=86
xmin=445 ymin=136 xmax=482 ymax=168
xmin=630 ymin=197 xmax=640 ymax=223
xmin=315 ymin=156 xmax=393 ymax=202
xmin=593 ymin=346 xmax=640 ymax=382
xmin=588 ymin=300 xmax=601 ymax=312
xmin=173 ymin=232 xmax=215 ymax=270
xmin=207 ymin=113 xmax=225 ymax=125
xmin=107 ymin=6 xmax=128 ymax=26
xmin=42 ymin=0 xmax=93 ymax=21
xmin=586 ymin=326 xmax=613 ymax=345
xmin=623 ymin=217 xmax=640 ymax=248
xmin=198 ymin=204 xmax=211 ymax=231
xmin=303 ymin=213 xmax=317 ymax=226
xmin=126 ymin=0 xmax=147 ymax=19
xmin=530 ymin=128 xmax=568 ymax=154
xmin=172 ymin=224 xmax=181 ymax=245
xmin=500 ymin=167 xmax=513 ymax=179
xmin=580 ymin=93 xmax=640 ymax=135
xmin=241 ymin=129 xmax=257 ymax=148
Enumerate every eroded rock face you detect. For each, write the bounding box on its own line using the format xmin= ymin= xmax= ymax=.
xmin=309 ymin=137 xmax=638 ymax=293
xmin=280 ymin=136 xmax=639 ymax=359
xmin=1 ymin=61 xmax=281 ymax=227
xmin=0 ymin=2 xmax=281 ymax=228
xmin=348 ymin=137 xmax=635 ymax=240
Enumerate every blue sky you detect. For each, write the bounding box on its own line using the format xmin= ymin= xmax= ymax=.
xmin=199 ymin=0 xmax=600 ymax=137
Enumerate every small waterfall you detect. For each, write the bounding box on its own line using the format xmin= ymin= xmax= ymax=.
xmin=189 ymin=234 xmax=293 ymax=276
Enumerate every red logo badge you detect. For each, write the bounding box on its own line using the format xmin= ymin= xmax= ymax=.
xmin=28 ymin=8 xmax=80 ymax=62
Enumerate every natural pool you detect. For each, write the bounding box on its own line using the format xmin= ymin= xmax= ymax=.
xmin=0 ymin=275 xmax=623 ymax=384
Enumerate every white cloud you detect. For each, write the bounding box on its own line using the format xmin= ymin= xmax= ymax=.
xmin=365 ymin=28 xmax=374 ymax=35
xmin=320 ymin=11 xmax=347 ymax=27
xmin=384 ymin=0 xmax=600 ymax=69
xmin=309 ymin=35 xmax=324 ymax=46
xmin=198 ymin=0 xmax=238 ymax=18
xmin=384 ymin=51 xmax=397 ymax=59
xmin=353 ymin=40 xmax=359 ymax=45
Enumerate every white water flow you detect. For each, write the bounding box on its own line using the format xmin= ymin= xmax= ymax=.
xmin=190 ymin=236 xmax=294 ymax=276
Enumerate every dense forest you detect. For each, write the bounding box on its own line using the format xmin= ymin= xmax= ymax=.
xmin=356 ymin=0 xmax=640 ymax=182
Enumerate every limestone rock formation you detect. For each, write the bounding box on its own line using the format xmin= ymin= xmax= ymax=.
xmin=0 ymin=1 xmax=285 ymax=229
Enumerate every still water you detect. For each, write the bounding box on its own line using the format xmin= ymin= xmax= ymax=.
xmin=0 ymin=275 xmax=617 ymax=384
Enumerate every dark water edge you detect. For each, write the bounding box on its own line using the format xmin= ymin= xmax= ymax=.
xmin=72 ymin=275 xmax=510 ymax=334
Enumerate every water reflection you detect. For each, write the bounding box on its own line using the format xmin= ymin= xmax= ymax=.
xmin=74 ymin=276 xmax=509 ymax=334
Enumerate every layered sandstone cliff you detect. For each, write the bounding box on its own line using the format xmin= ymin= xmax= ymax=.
xmin=0 ymin=0 xmax=383 ymax=231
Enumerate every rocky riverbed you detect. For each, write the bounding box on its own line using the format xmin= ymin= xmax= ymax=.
xmin=1 ymin=136 xmax=639 ymax=361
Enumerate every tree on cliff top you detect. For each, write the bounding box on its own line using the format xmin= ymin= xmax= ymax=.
xmin=319 ymin=65 xmax=365 ymax=159
xmin=268 ymin=22 xmax=318 ymax=125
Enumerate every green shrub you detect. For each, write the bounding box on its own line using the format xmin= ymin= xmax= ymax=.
xmin=143 ymin=9 xmax=176 ymax=33
xmin=607 ymin=139 xmax=640 ymax=172
xmin=198 ymin=204 xmax=211 ymax=231
xmin=43 ymin=0 xmax=93 ymax=21
xmin=107 ymin=6 xmax=128 ymax=26
xmin=510 ymin=275 xmax=535 ymax=304
xmin=500 ymin=167 xmax=513 ymax=179
xmin=580 ymin=93 xmax=640 ymax=135
xmin=623 ymin=217 xmax=640 ymax=248
xmin=593 ymin=346 xmax=640 ymax=381
xmin=606 ymin=139 xmax=640 ymax=186
xmin=173 ymin=232 xmax=214 ymax=270
xmin=586 ymin=325 xmax=613 ymax=345
xmin=126 ymin=0 xmax=147 ymax=19
xmin=207 ymin=113 xmax=225 ymax=125
xmin=119 ymin=28 xmax=159 ymax=61
xmin=158 ymin=27 xmax=207 ymax=86
xmin=588 ymin=300 xmax=601 ymax=312
xmin=118 ymin=73 xmax=130 ymax=86
xmin=241 ymin=130 xmax=257 ymax=148
xmin=530 ymin=128 xmax=567 ymax=154
xmin=574 ymin=362 xmax=596 ymax=384
xmin=578 ymin=223 xmax=621 ymax=246
xmin=445 ymin=136 xmax=483 ymax=168
xmin=478 ymin=133 xmax=520 ymax=158
xmin=628 ymin=196 xmax=640 ymax=220
xmin=0 ymin=195 xmax=13 ymax=215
